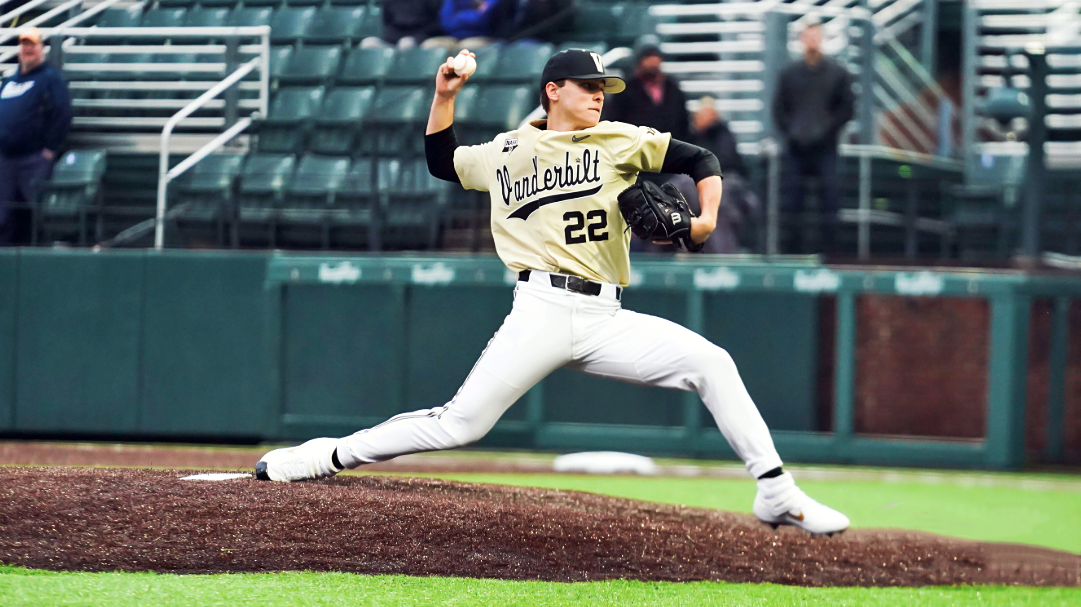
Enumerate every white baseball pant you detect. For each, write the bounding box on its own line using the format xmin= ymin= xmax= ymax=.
xmin=335 ymin=270 xmax=785 ymax=478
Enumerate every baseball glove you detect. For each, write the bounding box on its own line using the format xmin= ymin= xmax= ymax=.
xmin=617 ymin=180 xmax=703 ymax=252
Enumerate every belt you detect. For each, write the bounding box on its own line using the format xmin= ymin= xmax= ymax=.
xmin=518 ymin=270 xmax=622 ymax=301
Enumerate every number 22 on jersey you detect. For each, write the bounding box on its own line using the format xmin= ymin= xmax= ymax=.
xmin=564 ymin=210 xmax=608 ymax=244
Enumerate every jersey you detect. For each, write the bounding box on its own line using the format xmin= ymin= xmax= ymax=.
xmin=453 ymin=119 xmax=671 ymax=286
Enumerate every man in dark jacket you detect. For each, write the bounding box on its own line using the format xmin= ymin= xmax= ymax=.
xmin=602 ymin=43 xmax=689 ymax=141
xmin=772 ymin=20 xmax=854 ymax=254
xmin=0 ymin=27 xmax=72 ymax=244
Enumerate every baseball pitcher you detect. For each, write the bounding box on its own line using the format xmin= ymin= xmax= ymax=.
xmin=256 ymin=49 xmax=849 ymax=535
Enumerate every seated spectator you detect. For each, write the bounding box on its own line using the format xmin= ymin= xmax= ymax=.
xmin=689 ymin=97 xmax=759 ymax=254
xmin=420 ymin=0 xmax=514 ymax=51
xmin=500 ymin=0 xmax=574 ymax=42
xmin=362 ymin=0 xmax=444 ymax=49
xmin=602 ymin=42 xmax=689 ymax=141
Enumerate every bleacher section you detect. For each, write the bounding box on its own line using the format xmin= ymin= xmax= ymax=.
xmin=28 ymin=1 xmax=661 ymax=250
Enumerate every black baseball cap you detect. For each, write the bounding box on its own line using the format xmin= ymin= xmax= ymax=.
xmin=540 ymin=49 xmax=626 ymax=94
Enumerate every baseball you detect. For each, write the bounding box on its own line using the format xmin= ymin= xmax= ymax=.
xmin=452 ymin=52 xmax=477 ymax=77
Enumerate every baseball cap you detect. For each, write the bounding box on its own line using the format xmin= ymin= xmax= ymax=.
xmin=540 ymin=49 xmax=625 ymax=94
xmin=18 ymin=26 xmax=41 ymax=44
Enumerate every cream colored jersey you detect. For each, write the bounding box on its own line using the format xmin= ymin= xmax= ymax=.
xmin=453 ymin=119 xmax=671 ymax=286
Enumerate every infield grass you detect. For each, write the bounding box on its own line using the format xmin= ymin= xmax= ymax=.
xmin=1 ymin=566 xmax=1079 ymax=607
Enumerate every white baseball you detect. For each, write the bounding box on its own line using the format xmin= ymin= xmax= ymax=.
xmin=452 ymin=52 xmax=477 ymax=77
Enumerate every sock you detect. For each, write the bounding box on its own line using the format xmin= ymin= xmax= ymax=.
xmin=757 ymin=466 xmax=783 ymax=480
xmin=331 ymin=448 xmax=343 ymax=470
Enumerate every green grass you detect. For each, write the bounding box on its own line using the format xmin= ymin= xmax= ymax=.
xmin=349 ymin=470 xmax=1081 ymax=554
xmin=1 ymin=566 xmax=1079 ymax=607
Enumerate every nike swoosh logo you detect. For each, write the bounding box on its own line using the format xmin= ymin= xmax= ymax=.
xmin=508 ymin=185 xmax=603 ymax=220
xmin=786 ymin=511 xmax=805 ymax=522
xmin=571 ymin=135 xmax=590 ymax=143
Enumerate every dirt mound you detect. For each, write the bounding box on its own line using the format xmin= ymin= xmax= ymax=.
xmin=0 ymin=467 xmax=1077 ymax=587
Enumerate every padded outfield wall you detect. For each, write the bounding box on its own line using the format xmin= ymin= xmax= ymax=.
xmin=0 ymin=249 xmax=1078 ymax=468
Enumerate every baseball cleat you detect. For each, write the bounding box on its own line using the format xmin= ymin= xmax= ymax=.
xmin=254 ymin=437 xmax=343 ymax=482
xmin=753 ymin=472 xmax=849 ymax=535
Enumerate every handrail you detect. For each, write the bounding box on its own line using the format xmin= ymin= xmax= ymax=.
xmin=0 ymin=0 xmax=61 ymax=30
xmin=0 ymin=0 xmax=85 ymax=46
xmin=155 ymin=57 xmax=262 ymax=249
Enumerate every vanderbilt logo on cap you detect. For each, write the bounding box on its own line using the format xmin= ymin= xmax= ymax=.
xmin=591 ymin=52 xmax=604 ymax=73
xmin=502 ymin=138 xmax=518 ymax=153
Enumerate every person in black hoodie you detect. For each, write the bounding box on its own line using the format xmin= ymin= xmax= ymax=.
xmin=772 ymin=19 xmax=853 ymax=254
xmin=0 ymin=27 xmax=71 ymax=244
xmin=603 ymin=43 xmax=689 ymax=141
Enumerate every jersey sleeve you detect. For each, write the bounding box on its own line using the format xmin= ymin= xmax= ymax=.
xmin=610 ymin=123 xmax=672 ymax=175
xmin=452 ymin=140 xmax=496 ymax=192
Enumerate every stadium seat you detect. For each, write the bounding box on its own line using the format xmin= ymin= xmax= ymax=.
xmin=364 ymin=86 xmax=429 ymax=156
xmin=157 ymin=0 xmax=197 ymax=8
xmin=468 ymin=85 xmax=535 ymax=141
xmin=356 ymin=3 xmax=383 ymax=39
xmin=612 ymin=3 xmax=659 ymax=47
xmin=268 ymin=46 xmax=294 ymax=81
xmin=338 ymin=47 xmax=395 ymax=85
xmin=242 ymin=0 xmax=282 ymax=8
xmin=566 ymin=2 xmax=622 ymax=43
xmin=198 ymin=0 xmax=236 ymax=8
xmin=90 ymin=7 xmax=143 ymax=44
xmin=450 ymin=86 xmax=482 ymax=144
xmin=278 ymin=45 xmax=342 ymax=86
xmin=228 ymin=7 xmax=274 ymax=28
xmin=184 ymin=7 xmax=230 ymax=28
xmin=310 ymin=86 xmax=375 ymax=155
xmin=35 ymin=150 xmax=107 ymax=245
xmin=173 ymin=153 xmax=245 ymax=246
xmin=141 ymin=8 xmax=185 ymax=28
xmin=303 ymin=6 xmax=368 ymax=45
xmin=238 ymin=153 xmax=297 ymax=246
xmin=384 ymin=47 xmax=447 ymax=85
xmin=269 ymin=7 xmax=317 ymax=45
xmin=258 ymin=86 xmax=326 ymax=153
xmin=336 ymin=157 xmax=399 ymax=249
xmin=279 ymin=155 xmax=352 ymax=248
xmin=382 ymin=158 xmax=449 ymax=250
xmin=492 ymin=42 xmax=553 ymax=84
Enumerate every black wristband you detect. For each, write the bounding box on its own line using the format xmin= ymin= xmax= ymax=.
xmin=425 ymin=126 xmax=461 ymax=184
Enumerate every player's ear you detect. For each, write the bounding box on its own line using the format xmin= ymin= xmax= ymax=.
xmin=545 ymin=81 xmax=559 ymax=106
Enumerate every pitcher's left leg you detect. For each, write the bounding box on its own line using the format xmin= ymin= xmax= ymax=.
xmin=572 ymin=308 xmax=849 ymax=535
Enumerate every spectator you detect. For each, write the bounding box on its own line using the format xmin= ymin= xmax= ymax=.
xmin=362 ymin=0 xmax=445 ymax=49
xmin=0 ymin=27 xmax=71 ymax=245
xmin=690 ymin=97 xmax=758 ymax=254
xmin=500 ymin=0 xmax=574 ymax=42
xmin=603 ymin=42 xmax=689 ymax=141
xmin=431 ymin=0 xmax=514 ymax=50
xmin=771 ymin=19 xmax=854 ymax=254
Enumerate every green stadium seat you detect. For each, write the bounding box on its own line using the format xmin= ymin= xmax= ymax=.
xmin=238 ymin=153 xmax=297 ymax=245
xmin=228 ymin=7 xmax=273 ymax=28
xmin=173 ymin=153 xmax=245 ymax=245
xmin=269 ymin=7 xmax=316 ymax=44
xmin=335 ymin=157 xmax=397 ymax=249
xmin=364 ymin=86 xmax=429 ymax=156
xmin=243 ymin=0 xmax=283 ymax=8
xmin=268 ymin=46 xmax=293 ymax=80
xmin=199 ymin=0 xmax=237 ymax=8
xmin=612 ymin=3 xmax=658 ymax=48
xmin=141 ymin=8 xmax=185 ymax=28
xmin=184 ymin=7 xmax=230 ymax=28
xmin=303 ymin=6 xmax=367 ymax=45
xmin=286 ymin=0 xmax=326 ymax=6
xmin=35 ymin=150 xmax=107 ymax=245
xmin=90 ymin=7 xmax=143 ymax=44
xmin=450 ymin=86 xmax=482 ymax=144
xmin=492 ymin=42 xmax=553 ymax=84
xmin=384 ymin=47 xmax=447 ymax=85
xmin=338 ymin=47 xmax=394 ymax=85
xmin=157 ymin=0 xmax=197 ymax=7
xmin=278 ymin=45 xmax=342 ymax=86
xmin=357 ymin=3 xmax=383 ymax=39
xmin=567 ymin=2 xmax=622 ymax=43
xmin=469 ymin=85 xmax=535 ymax=141
xmin=310 ymin=86 xmax=375 ymax=155
xmin=280 ymin=155 xmax=352 ymax=249
xmin=259 ymin=86 xmax=325 ymax=153
xmin=329 ymin=0 xmax=370 ymax=6
xmin=382 ymin=158 xmax=448 ymax=250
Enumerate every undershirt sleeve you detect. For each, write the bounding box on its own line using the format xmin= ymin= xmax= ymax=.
xmin=660 ymin=138 xmax=723 ymax=183
xmin=424 ymin=125 xmax=461 ymax=184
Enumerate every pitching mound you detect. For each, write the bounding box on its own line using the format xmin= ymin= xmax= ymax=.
xmin=0 ymin=467 xmax=1077 ymax=587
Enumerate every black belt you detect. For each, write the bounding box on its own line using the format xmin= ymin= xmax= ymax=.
xmin=518 ymin=270 xmax=621 ymax=301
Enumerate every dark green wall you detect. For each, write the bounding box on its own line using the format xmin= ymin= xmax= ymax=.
xmin=0 ymin=249 xmax=823 ymax=445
